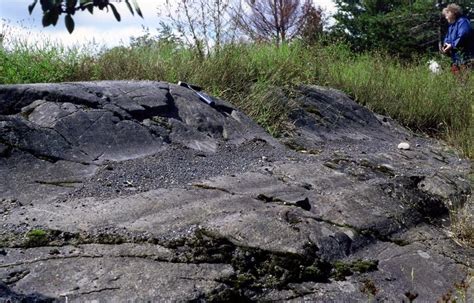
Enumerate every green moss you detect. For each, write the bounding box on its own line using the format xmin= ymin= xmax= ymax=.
xmin=302 ymin=264 xmax=326 ymax=280
xmin=233 ymin=273 xmax=255 ymax=288
xmin=24 ymin=229 xmax=49 ymax=247
xmin=351 ymin=259 xmax=378 ymax=273
xmin=151 ymin=116 xmax=172 ymax=130
xmin=333 ymin=261 xmax=353 ymax=281
xmin=332 ymin=259 xmax=379 ymax=281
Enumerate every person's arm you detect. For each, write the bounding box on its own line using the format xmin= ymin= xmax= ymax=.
xmin=452 ymin=18 xmax=472 ymax=48
xmin=442 ymin=26 xmax=453 ymax=54
xmin=442 ymin=22 xmax=454 ymax=54
xmin=444 ymin=31 xmax=451 ymax=44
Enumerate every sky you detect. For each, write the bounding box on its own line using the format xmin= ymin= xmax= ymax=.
xmin=0 ymin=0 xmax=337 ymax=49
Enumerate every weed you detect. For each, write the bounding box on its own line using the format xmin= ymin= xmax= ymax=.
xmin=448 ymin=194 xmax=474 ymax=248
xmin=438 ymin=272 xmax=472 ymax=303
xmin=360 ymin=278 xmax=378 ymax=301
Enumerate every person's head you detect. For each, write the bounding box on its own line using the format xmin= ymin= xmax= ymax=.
xmin=442 ymin=4 xmax=463 ymax=24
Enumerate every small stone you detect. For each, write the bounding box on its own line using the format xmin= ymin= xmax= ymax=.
xmin=397 ymin=142 xmax=410 ymax=150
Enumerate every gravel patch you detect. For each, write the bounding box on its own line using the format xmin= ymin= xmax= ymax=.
xmin=58 ymin=139 xmax=302 ymax=201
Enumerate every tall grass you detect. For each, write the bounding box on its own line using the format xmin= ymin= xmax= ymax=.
xmin=0 ymin=35 xmax=472 ymax=157
xmin=0 ymin=44 xmax=77 ymax=84
xmin=318 ymin=45 xmax=473 ymax=157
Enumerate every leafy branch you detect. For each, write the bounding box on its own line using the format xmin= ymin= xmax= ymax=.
xmin=28 ymin=0 xmax=143 ymax=33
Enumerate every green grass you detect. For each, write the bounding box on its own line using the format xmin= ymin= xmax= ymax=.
xmin=0 ymin=36 xmax=472 ymax=157
xmin=318 ymin=47 xmax=473 ymax=157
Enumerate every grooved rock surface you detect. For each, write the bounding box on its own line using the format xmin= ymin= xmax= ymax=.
xmin=0 ymin=81 xmax=472 ymax=302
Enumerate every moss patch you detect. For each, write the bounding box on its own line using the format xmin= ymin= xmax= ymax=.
xmin=332 ymin=259 xmax=379 ymax=281
xmin=24 ymin=229 xmax=49 ymax=247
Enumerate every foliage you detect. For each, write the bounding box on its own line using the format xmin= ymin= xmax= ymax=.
xmin=129 ymin=24 xmax=183 ymax=48
xmin=331 ymin=0 xmax=444 ymax=56
xmin=28 ymin=0 xmax=143 ymax=33
xmin=299 ymin=1 xmax=325 ymax=45
xmin=331 ymin=0 xmax=474 ymax=56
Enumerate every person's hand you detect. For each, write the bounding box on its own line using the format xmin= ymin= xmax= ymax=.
xmin=441 ymin=43 xmax=452 ymax=54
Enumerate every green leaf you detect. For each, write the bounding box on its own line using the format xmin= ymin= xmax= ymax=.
xmin=42 ymin=11 xmax=58 ymax=27
xmin=66 ymin=0 xmax=77 ymax=14
xmin=125 ymin=0 xmax=134 ymax=16
xmin=109 ymin=4 xmax=121 ymax=22
xmin=65 ymin=14 xmax=75 ymax=33
xmin=40 ymin=0 xmax=53 ymax=12
xmin=132 ymin=0 xmax=143 ymax=18
xmin=51 ymin=10 xmax=59 ymax=25
xmin=28 ymin=0 xmax=38 ymax=15
xmin=42 ymin=14 xmax=51 ymax=27
xmin=66 ymin=0 xmax=77 ymax=8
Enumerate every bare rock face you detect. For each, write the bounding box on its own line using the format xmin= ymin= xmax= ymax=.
xmin=0 ymin=81 xmax=471 ymax=302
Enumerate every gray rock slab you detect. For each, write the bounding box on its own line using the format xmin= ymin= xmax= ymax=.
xmin=0 ymin=81 xmax=471 ymax=302
xmin=0 ymin=245 xmax=233 ymax=302
xmin=0 ymin=81 xmax=278 ymax=205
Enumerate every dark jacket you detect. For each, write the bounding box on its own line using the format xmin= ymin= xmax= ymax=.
xmin=444 ymin=16 xmax=474 ymax=65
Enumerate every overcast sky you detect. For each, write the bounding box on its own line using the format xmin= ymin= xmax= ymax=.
xmin=0 ymin=0 xmax=336 ymax=48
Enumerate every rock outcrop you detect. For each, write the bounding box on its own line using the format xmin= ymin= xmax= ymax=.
xmin=0 ymin=81 xmax=472 ymax=302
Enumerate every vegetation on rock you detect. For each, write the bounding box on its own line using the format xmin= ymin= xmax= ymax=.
xmin=24 ymin=229 xmax=48 ymax=247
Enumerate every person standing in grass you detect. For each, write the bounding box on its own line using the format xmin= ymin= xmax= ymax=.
xmin=441 ymin=3 xmax=474 ymax=74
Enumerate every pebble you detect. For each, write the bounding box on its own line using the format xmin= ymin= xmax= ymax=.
xmin=397 ymin=142 xmax=410 ymax=150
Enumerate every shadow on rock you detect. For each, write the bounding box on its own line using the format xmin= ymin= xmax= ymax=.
xmin=0 ymin=282 xmax=57 ymax=303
